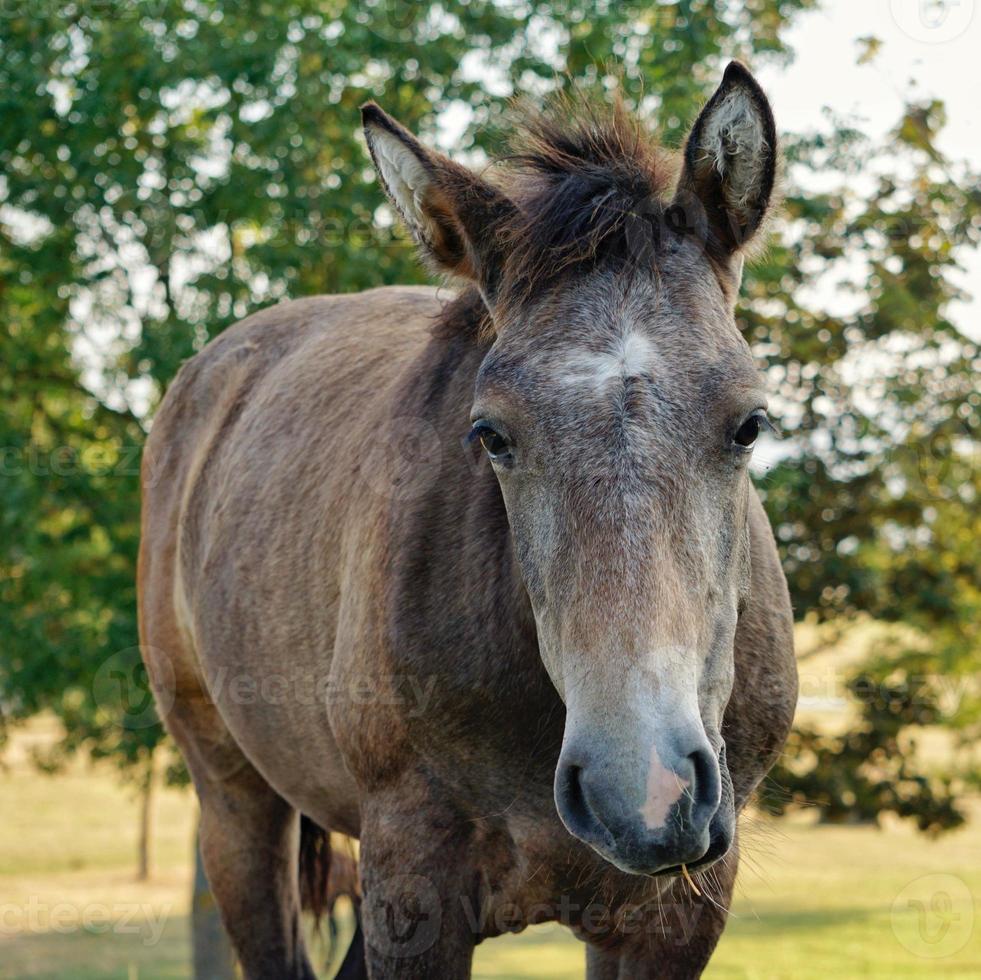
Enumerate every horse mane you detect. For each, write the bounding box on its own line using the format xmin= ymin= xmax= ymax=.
xmin=435 ymin=92 xmax=679 ymax=338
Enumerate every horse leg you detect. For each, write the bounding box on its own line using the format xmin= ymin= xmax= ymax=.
xmin=168 ymin=698 xmax=317 ymax=980
xmin=357 ymin=786 xmax=477 ymax=979
xmin=586 ymin=945 xmax=622 ymax=979
xmin=586 ymin=844 xmax=738 ymax=980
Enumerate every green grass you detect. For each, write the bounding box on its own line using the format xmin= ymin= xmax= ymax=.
xmin=475 ymin=811 xmax=981 ymax=979
xmin=2 ymin=717 xmax=979 ymax=979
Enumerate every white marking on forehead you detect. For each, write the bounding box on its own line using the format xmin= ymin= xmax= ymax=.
xmin=549 ymin=331 xmax=660 ymax=389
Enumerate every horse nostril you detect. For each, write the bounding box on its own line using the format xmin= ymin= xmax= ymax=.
xmin=555 ymin=762 xmax=615 ymax=848
xmin=686 ymin=744 xmax=721 ymax=823
xmin=566 ymin=764 xmax=586 ymax=814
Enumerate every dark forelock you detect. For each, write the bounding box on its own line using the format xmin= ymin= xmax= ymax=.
xmin=497 ymin=93 xmax=677 ymax=304
xmin=436 ymin=93 xmax=679 ymax=339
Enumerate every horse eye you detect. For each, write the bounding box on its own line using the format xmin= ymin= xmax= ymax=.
xmin=471 ymin=422 xmax=511 ymax=460
xmin=733 ymin=413 xmax=764 ymax=449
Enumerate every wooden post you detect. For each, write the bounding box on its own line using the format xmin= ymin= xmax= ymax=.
xmin=137 ymin=749 xmax=155 ymax=882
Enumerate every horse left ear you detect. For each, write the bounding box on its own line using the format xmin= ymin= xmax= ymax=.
xmin=361 ymin=103 xmax=516 ymax=299
xmin=675 ymin=61 xmax=777 ymax=266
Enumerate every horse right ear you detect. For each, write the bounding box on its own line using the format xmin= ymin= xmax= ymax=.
xmin=361 ymin=104 xmax=516 ymax=299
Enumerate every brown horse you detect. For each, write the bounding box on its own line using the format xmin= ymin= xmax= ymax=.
xmin=139 ymin=61 xmax=797 ymax=979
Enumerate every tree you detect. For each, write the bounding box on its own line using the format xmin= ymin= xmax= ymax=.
xmin=753 ymin=87 xmax=980 ymax=826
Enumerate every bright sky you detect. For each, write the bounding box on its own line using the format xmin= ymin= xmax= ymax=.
xmin=757 ymin=0 xmax=981 ymax=340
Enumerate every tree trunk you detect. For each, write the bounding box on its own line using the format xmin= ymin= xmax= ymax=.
xmin=192 ymin=821 xmax=238 ymax=980
xmin=136 ymin=750 xmax=155 ymax=882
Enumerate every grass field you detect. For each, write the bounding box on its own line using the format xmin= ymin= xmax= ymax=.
xmin=2 ymin=710 xmax=979 ymax=979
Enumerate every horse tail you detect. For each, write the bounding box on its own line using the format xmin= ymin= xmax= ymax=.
xmin=298 ymin=817 xmax=365 ymax=976
xmin=298 ymin=815 xmax=333 ymax=921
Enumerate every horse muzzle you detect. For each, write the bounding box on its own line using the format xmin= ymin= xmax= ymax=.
xmin=553 ymin=729 xmax=733 ymax=876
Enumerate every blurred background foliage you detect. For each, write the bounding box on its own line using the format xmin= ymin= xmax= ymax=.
xmin=1 ymin=0 xmax=978 ymax=842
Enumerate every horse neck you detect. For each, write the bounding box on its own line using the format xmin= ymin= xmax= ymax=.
xmin=384 ymin=294 xmax=539 ymax=681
